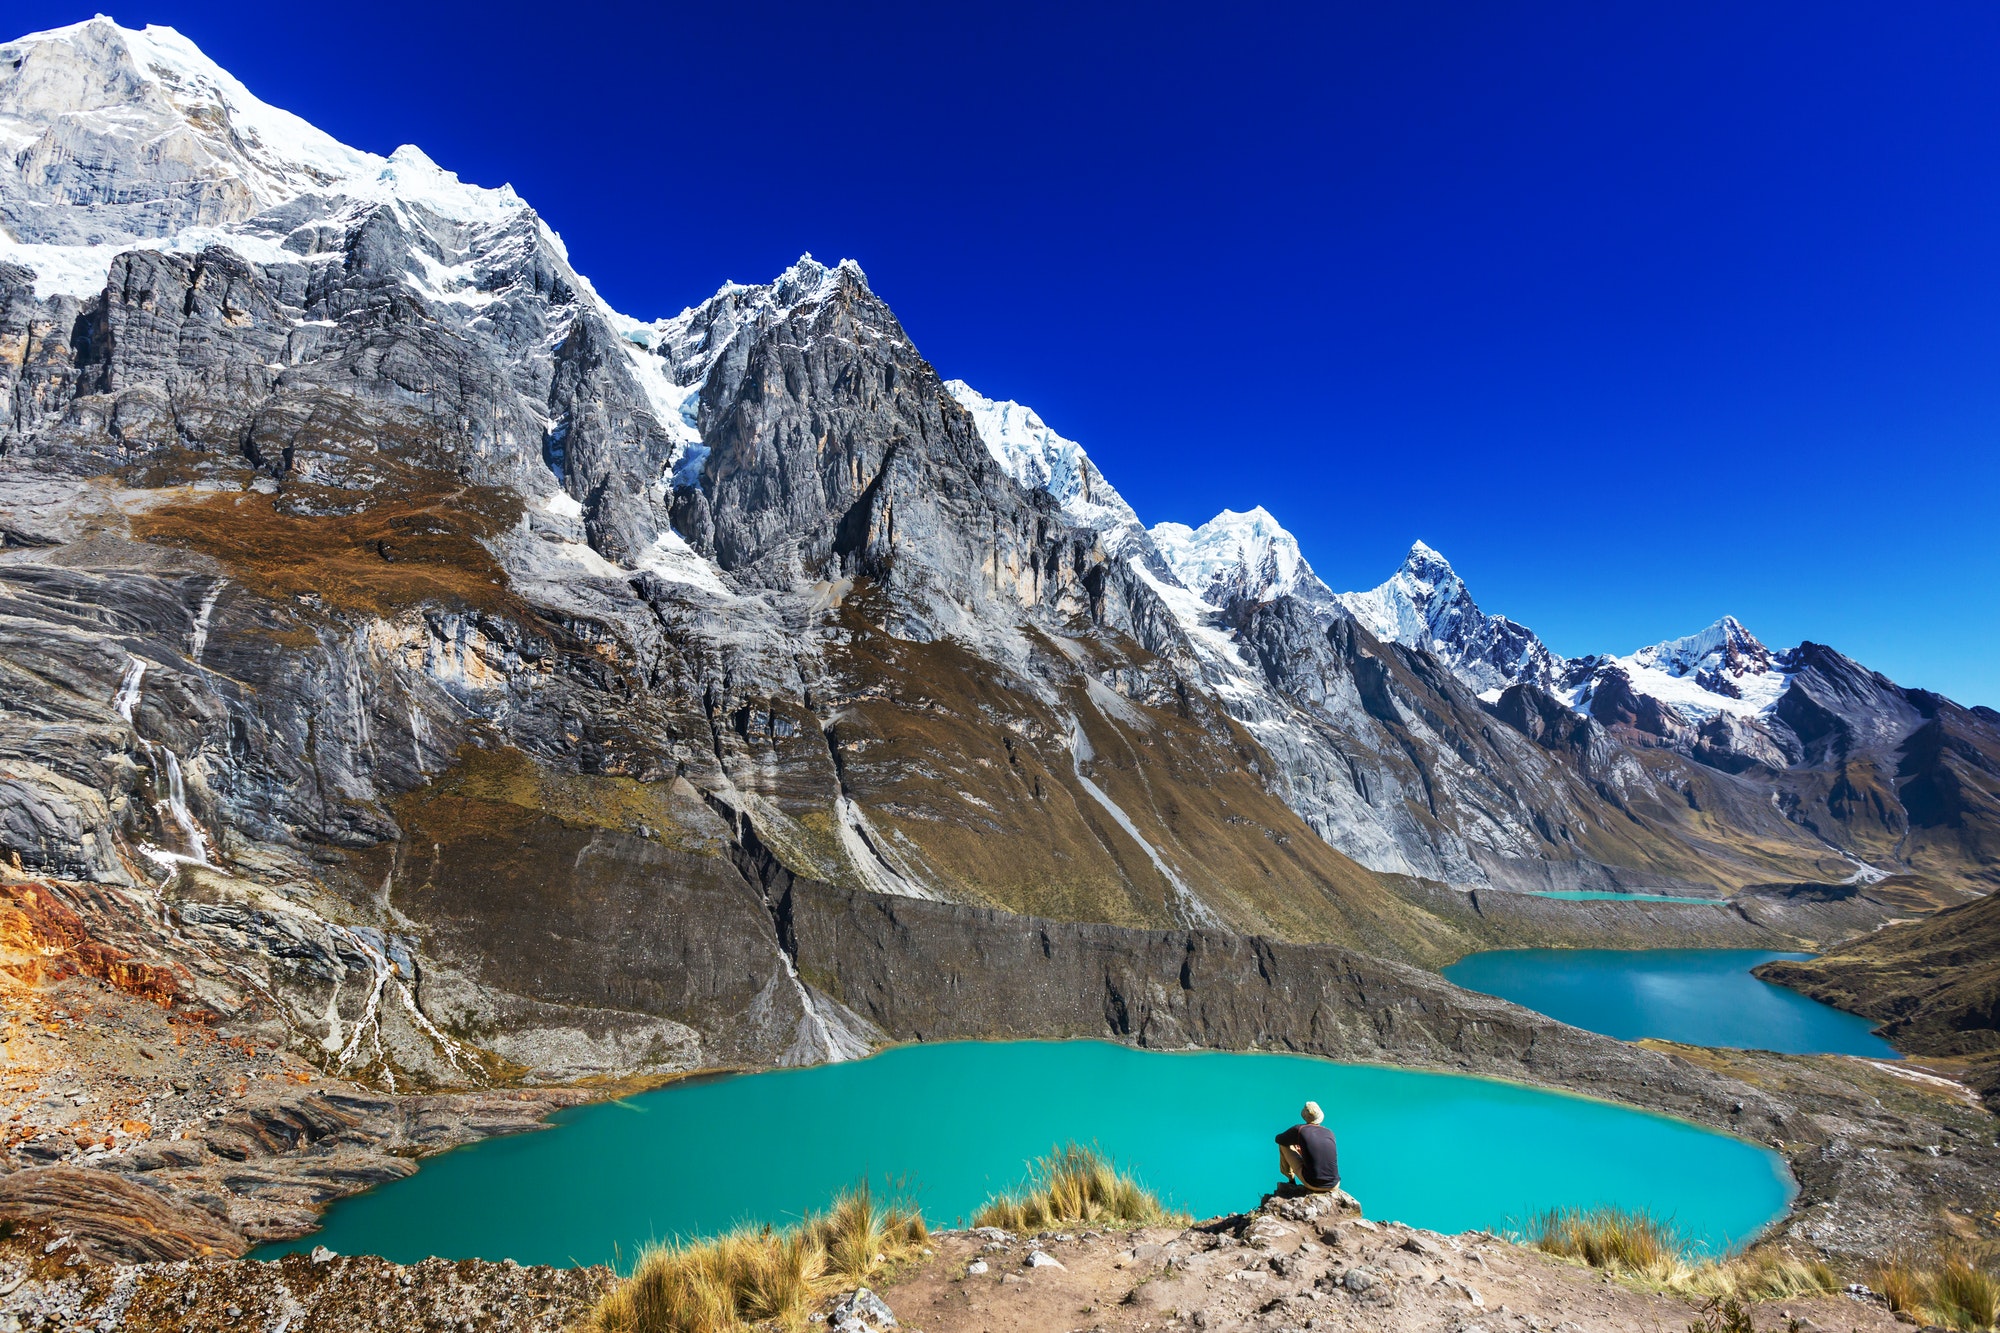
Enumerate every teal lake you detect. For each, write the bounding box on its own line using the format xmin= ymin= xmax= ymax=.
xmin=1443 ymin=948 xmax=1899 ymax=1056
xmin=257 ymin=1041 xmax=1792 ymax=1268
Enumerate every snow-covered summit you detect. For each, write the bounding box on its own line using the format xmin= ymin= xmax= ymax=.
xmin=624 ymin=255 xmax=873 ymax=371
xmin=1149 ymin=507 xmax=1334 ymax=608
xmin=0 ymin=17 xmax=374 ymax=235
xmin=1338 ymin=541 xmax=1464 ymax=645
xmin=1631 ymin=615 xmax=1773 ymax=680
xmin=610 ymin=255 xmax=882 ymax=486
xmin=1575 ymin=616 xmax=1791 ymax=720
xmin=1336 ymin=541 xmax=1561 ymax=697
xmin=946 ymin=382 xmax=1150 ymax=557
xmin=0 ymin=16 xmax=535 ymax=299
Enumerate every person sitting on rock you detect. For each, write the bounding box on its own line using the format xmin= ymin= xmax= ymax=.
xmin=1275 ymin=1100 xmax=1340 ymax=1193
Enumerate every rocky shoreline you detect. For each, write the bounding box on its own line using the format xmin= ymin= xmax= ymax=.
xmin=0 ymin=1190 xmax=1931 ymax=1333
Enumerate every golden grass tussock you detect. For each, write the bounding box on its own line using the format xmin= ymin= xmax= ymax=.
xmin=1696 ymin=1249 xmax=1841 ymax=1302
xmin=1870 ymin=1250 xmax=2000 ymax=1331
xmin=1931 ymin=1254 xmax=2000 ymax=1331
xmin=1872 ymin=1252 xmax=1930 ymax=1317
xmin=801 ymin=1185 xmax=927 ymax=1286
xmin=1529 ymin=1206 xmax=2000 ymax=1331
xmin=1524 ymin=1207 xmax=1841 ymax=1303
xmin=1528 ymin=1206 xmax=1682 ymax=1275
xmin=971 ymin=1145 xmax=1188 ymax=1233
xmin=583 ymin=1184 xmax=928 ymax=1333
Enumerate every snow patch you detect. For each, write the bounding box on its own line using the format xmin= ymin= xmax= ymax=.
xmin=637 ymin=530 xmax=729 ymax=596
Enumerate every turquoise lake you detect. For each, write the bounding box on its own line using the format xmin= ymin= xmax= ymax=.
xmin=257 ymin=1040 xmax=1793 ymax=1268
xmin=1443 ymin=948 xmax=1899 ymax=1056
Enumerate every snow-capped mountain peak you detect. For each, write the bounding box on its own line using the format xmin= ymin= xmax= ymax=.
xmin=1582 ymin=615 xmax=1790 ymax=718
xmin=1149 ymin=507 xmax=1333 ymax=608
xmin=945 ymin=381 xmax=1150 ymax=558
xmin=1631 ymin=615 xmax=1772 ymax=679
xmin=1336 ymin=542 xmax=1563 ymax=697
xmin=0 ymin=17 xmax=376 ymax=232
xmin=1403 ymin=538 xmax=1449 ymax=571
xmin=1340 ymin=540 xmax=1464 ymax=641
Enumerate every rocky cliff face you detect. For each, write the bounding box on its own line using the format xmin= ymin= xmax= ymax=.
xmin=0 ymin=16 xmax=1991 ymax=1105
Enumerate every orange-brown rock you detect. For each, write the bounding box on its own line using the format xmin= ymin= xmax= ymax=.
xmin=0 ymin=1166 xmax=247 ymax=1260
xmin=0 ymin=880 xmax=184 ymax=1009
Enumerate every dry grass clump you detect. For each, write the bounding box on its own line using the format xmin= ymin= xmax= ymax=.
xmin=1524 ymin=1207 xmax=1839 ymax=1303
xmin=1529 ymin=1206 xmax=1684 ymax=1275
xmin=801 ymin=1186 xmax=927 ymax=1285
xmin=583 ymin=1184 xmax=927 ymax=1333
xmin=1694 ymin=1248 xmax=1840 ymax=1301
xmin=971 ymin=1145 xmax=1187 ymax=1233
xmin=1872 ymin=1252 xmax=1929 ymax=1317
xmin=1933 ymin=1254 xmax=2000 ymax=1331
xmin=1870 ymin=1250 xmax=2000 ymax=1331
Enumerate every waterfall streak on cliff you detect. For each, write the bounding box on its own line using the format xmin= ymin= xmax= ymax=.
xmin=779 ymin=949 xmax=867 ymax=1065
xmin=188 ymin=579 xmax=225 ymax=664
xmin=326 ymin=925 xmax=473 ymax=1081
xmin=333 ymin=929 xmax=394 ymax=1081
xmin=114 ymin=658 xmax=212 ymax=865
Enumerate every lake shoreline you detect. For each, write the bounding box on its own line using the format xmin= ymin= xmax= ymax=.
xmin=2 ymin=881 xmax=1990 ymax=1285
xmin=1441 ymin=947 xmax=1902 ymax=1056
xmin=253 ymin=1040 xmax=1797 ymax=1267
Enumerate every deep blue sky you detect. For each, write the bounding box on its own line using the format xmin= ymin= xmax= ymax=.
xmin=23 ymin=2 xmax=2000 ymax=702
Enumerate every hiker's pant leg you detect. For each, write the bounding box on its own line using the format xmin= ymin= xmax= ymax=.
xmin=1279 ymin=1143 xmax=1304 ymax=1181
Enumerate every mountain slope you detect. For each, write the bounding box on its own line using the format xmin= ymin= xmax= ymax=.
xmin=1757 ymin=891 xmax=2000 ymax=1110
xmin=0 ymin=18 xmax=1486 ymax=1091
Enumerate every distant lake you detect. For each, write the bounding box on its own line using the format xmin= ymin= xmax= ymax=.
xmin=256 ymin=1040 xmax=1792 ymax=1268
xmin=1443 ymin=948 xmax=1898 ymax=1056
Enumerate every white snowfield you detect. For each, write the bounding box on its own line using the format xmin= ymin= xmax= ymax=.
xmin=1149 ymin=506 xmax=1333 ymax=607
xmin=1 ymin=16 xmax=1789 ymax=726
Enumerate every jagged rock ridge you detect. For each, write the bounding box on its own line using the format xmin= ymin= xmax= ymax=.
xmin=1336 ymin=539 xmax=1562 ymax=697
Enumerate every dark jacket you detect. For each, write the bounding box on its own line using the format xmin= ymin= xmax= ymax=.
xmin=1276 ymin=1122 xmax=1340 ymax=1187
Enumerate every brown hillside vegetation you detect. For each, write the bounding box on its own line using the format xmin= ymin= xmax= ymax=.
xmin=130 ymin=474 xmax=527 ymax=620
xmin=1757 ymin=890 xmax=2000 ymax=1110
